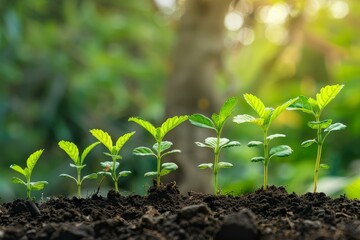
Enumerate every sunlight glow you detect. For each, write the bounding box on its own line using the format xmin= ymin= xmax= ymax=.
xmin=225 ymin=12 xmax=244 ymax=31
xmin=329 ymin=0 xmax=349 ymax=19
xmin=237 ymin=27 xmax=255 ymax=45
xmin=259 ymin=3 xmax=289 ymax=25
xmin=154 ymin=0 xmax=176 ymax=14
xmin=265 ymin=25 xmax=288 ymax=45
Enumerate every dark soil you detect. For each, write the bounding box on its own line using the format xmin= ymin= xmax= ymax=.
xmin=1 ymin=183 xmax=360 ymax=240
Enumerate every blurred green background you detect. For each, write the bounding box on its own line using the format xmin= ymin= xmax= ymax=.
xmin=0 ymin=0 xmax=359 ymax=201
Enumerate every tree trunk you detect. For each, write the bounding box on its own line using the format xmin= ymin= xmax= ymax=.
xmin=165 ymin=0 xmax=232 ymax=193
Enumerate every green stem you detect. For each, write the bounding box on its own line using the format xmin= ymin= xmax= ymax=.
xmin=112 ymin=156 xmax=119 ymax=193
xmin=213 ymin=133 xmax=221 ymax=195
xmin=77 ymin=168 xmax=82 ymax=198
xmin=263 ymin=128 xmax=269 ymax=190
xmin=156 ymin=141 xmax=162 ymax=187
xmin=313 ymin=116 xmax=323 ymax=193
xmin=27 ymin=180 xmax=31 ymax=199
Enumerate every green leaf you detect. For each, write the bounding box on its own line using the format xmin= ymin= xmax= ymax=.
xmin=269 ymin=145 xmax=293 ymax=159
xmin=287 ymin=96 xmax=315 ymax=115
xmin=153 ymin=141 xmax=173 ymax=153
xmin=128 ymin=117 xmax=157 ymax=140
xmin=103 ymin=152 xmax=122 ymax=160
xmin=308 ymin=120 xmax=332 ymax=129
xmin=324 ymin=122 xmax=346 ymax=132
xmin=26 ymin=149 xmax=44 ymax=173
xmin=189 ymin=114 xmax=216 ymax=130
xmin=69 ymin=163 xmax=86 ymax=169
xmin=301 ymin=139 xmax=317 ymax=147
xmin=244 ymin=93 xmax=266 ymax=118
xmin=233 ymin=114 xmax=264 ymax=126
xmin=251 ymin=157 xmax=265 ymax=162
xmin=31 ymin=181 xmax=48 ymax=191
xmin=218 ymin=97 xmax=237 ymax=125
xmin=90 ymin=129 xmax=113 ymax=152
xmin=248 ymin=141 xmax=263 ymax=147
xmin=97 ymin=171 xmax=112 ymax=177
xmin=159 ymin=115 xmax=188 ymax=141
xmin=100 ymin=161 xmax=119 ymax=171
xmin=162 ymin=162 xmax=178 ymax=171
xmin=198 ymin=163 xmax=213 ymax=169
xmin=118 ymin=171 xmax=132 ymax=177
xmin=269 ymin=98 xmax=298 ymax=124
xmin=218 ymin=162 xmax=233 ymax=169
xmin=59 ymin=141 xmax=79 ymax=164
xmin=161 ymin=149 xmax=181 ymax=157
xmin=144 ymin=171 xmax=158 ymax=177
xmin=59 ymin=174 xmax=77 ymax=182
xmin=221 ymin=140 xmax=241 ymax=149
xmin=267 ymin=134 xmax=286 ymax=141
xmin=115 ymin=131 xmax=135 ymax=153
xmin=195 ymin=141 xmax=209 ymax=148
xmin=320 ymin=164 xmax=330 ymax=169
xmin=83 ymin=173 xmax=98 ymax=180
xmin=10 ymin=164 xmax=26 ymax=176
xmin=11 ymin=177 xmax=26 ymax=185
xmin=133 ymin=146 xmax=156 ymax=156
xmin=316 ymin=84 xmax=344 ymax=111
xmin=80 ymin=141 xmax=100 ymax=165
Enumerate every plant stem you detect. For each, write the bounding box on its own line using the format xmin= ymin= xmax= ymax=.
xmin=313 ymin=116 xmax=323 ymax=193
xmin=27 ymin=180 xmax=31 ymax=199
xmin=156 ymin=141 xmax=162 ymax=187
xmin=213 ymin=133 xmax=221 ymax=195
xmin=263 ymin=129 xmax=269 ymax=190
xmin=112 ymin=157 xmax=119 ymax=193
xmin=77 ymin=168 xmax=81 ymax=198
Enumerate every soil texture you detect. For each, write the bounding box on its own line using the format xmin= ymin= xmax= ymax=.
xmin=0 ymin=183 xmax=360 ymax=240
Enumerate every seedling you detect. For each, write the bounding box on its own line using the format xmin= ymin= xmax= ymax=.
xmin=10 ymin=149 xmax=48 ymax=199
xmin=288 ymin=84 xmax=346 ymax=192
xmin=58 ymin=140 xmax=100 ymax=198
xmin=90 ymin=129 xmax=135 ymax=193
xmin=189 ymin=97 xmax=241 ymax=195
xmin=233 ymin=94 xmax=297 ymax=190
xmin=129 ymin=115 xmax=188 ymax=187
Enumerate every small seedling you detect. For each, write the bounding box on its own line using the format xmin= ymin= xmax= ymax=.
xmin=288 ymin=84 xmax=346 ymax=192
xmin=233 ymin=94 xmax=297 ymax=190
xmin=10 ymin=149 xmax=48 ymax=199
xmin=129 ymin=115 xmax=188 ymax=187
xmin=58 ymin=140 xmax=100 ymax=198
xmin=90 ymin=129 xmax=135 ymax=193
xmin=189 ymin=97 xmax=241 ymax=195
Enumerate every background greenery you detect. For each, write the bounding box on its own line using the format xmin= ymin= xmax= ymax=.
xmin=0 ymin=0 xmax=359 ymax=201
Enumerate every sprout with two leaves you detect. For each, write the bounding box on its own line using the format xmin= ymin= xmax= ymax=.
xmin=233 ymin=94 xmax=298 ymax=190
xmin=58 ymin=140 xmax=100 ymax=198
xmin=10 ymin=149 xmax=48 ymax=199
xmin=288 ymin=84 xmax=346 ymax=192
xmin=90 ymin=129 xmax=135 ymax=193
xmin=189 ymin=97 xmax=241 ymax=195
xmin=129 ymin=115 xmax=188 ymax=187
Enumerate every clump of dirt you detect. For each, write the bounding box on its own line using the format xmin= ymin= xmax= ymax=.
xmin=0 ymin=183 xmax=359 ymax=240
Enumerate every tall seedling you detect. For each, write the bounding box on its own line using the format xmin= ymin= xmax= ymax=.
xmin=90 ymin=129 xmax=135 ymax=193
xmin=58 ymin=140 xmax=100 ymax=198
xmin=189 ymin=97 xmax=241 ymax=195
xmin=129 ymin=115 xmax=188 ymax=187
xmin=10 ymin=149 xmax=48 ymax=199
xmin=233 ymin=94 xmax=297 ymax=190
xmin=288 ymin=84 xmax=346 ymax=192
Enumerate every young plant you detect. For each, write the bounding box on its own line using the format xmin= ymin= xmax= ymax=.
xmin=58 ymin=140 xmax=100 ymax=198
xmin=90 ymin=129 xmax=135 ymax=193
xmin=288 ymin=84 xmax=346 ymax=192
xmin=233 ymin=94 xmax=298 ymax=190
xmin=189 ymin=97 xmax=241 ymax=195
xmin=10 ymin=149 xmax=48 ymax=199
xmin=129 ymin=115 xmax=188 ymax=187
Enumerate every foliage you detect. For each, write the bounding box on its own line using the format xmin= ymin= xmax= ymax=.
xmin=10 ymin=149 xmax=48 ymax=199
xmin=288 ymin=84 xmax=346 ymax=192
xmin=90 ymin=129 xmax=135 ymax=193
xmin=129 ymin=115 xmax=188 ymax=187
xmin=58 ymin=140 xmax=100 ymax=198
xmin=189 ymin=97 xmax=241 ymax=195
xmin=233 ymin=94 xmax=297 ymax=190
